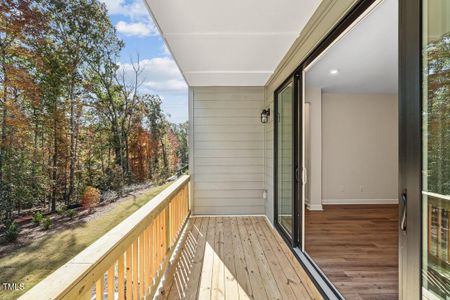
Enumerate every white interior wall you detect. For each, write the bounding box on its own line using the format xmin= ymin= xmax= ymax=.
xmin=190 ymin=86 xmax=265 ymax=214
xmin=321 ymin=93 xmax=398 ymax=204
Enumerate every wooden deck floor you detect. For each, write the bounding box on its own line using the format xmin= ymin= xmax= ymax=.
xmin=161 ymin=216 xmax=322 ymax=300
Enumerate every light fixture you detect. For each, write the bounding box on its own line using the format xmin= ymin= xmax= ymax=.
xmin=330 ymin=69 xmax=339 ymax=75
xmin=261 ymin=108 xmax=270 ymax=124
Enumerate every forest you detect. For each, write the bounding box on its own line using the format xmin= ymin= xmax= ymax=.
xmin=0 ymin=0 xmax=188 ymax=233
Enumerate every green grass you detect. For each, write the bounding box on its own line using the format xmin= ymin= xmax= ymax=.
xmin=0 ymin=183 xmax=170 ymax=300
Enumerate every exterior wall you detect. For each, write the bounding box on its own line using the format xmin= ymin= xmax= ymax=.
xmin=264 ymin=0 xmax=359 ymax=223
xmin=190 ymin=86 xmax=265 ymax=215
xmin=322 ymin=93 xmax=398 ymax=203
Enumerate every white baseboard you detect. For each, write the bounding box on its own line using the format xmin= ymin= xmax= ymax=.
xmin=322 ymin=198 xmax=399 ymax=205
xmin=306 ymin=203 xmax=323 ymax=211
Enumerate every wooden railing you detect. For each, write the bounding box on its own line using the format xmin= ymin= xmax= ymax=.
xmin=20 ymin=175 xmax=190 ymax=300
xmin=425 ymin=191 xmax=450 ymax=263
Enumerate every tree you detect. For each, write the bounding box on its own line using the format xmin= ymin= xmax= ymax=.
xmin=0 ymin=0 xmax=47 ymax=220
xmin=0 ymin=0 xmax=189 ymax=226
xmin=424 ymin=32 xmax=450 ymax=195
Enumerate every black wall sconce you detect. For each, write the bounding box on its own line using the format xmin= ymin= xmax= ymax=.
xmin=261 ymin=108 xmax=270 ymax=124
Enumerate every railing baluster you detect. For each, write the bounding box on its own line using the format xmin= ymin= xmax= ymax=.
xmin=143 ymin=225 xmax=149 ymax=294
xmin=170 ymin=201 xmax=174 ymax=244
xmin=83 ymin=287 xmax=92 ymax=300
xmin=139 ymin=232 xmax=145 ymax=298
xmin=148 ymin=221 xmax=153 ymax=289
xmin=107 ymin=265 xmax=114 ymax=300
xmin=162 ymin=209 xmax=166 ymax=256
xmin=166 ymin=206 xmax=170 ymax=253
xmin=156 ymin=214 xmax=161 ymax=274
xmin=126 ymin=246 xmax=132 ymax=300
xmin=428 ymin=204 xmax=432 ymax=255
xmin=96 ymin=274 xmax=104 ymax=300
xmin=133 ymin=240 xmax=139 ymax=299
xmin=447 ymin=209 xmax=450 ymax=263
xmin=153 ymin=218 xmax=157 ymax=281
xmin=118 ymin=254 xmax=125 ymax=300
xmin=438 ymin=208 xmax=442 ymax=257
xmin=175 ymin=196 xmax=179 ymax=239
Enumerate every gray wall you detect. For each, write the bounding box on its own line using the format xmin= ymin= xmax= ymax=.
xmin=190 ymin=86 xmax=265 ymax=214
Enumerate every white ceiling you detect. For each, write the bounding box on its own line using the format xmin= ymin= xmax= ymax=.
xmin=145 ymin=0 xmax=321 ymax=86
xmin=306 ymin=0 xmax=398 ymax=94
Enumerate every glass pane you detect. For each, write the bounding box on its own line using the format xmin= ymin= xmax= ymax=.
xmin=277 ymin=82 xmax=294 ymax=236
xmin=422 ymin=1 xmax=450 ymax=299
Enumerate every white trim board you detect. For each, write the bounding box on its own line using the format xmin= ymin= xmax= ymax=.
xmin=322 ymin=198 xmax=399 ymax=205
xmin=306 ymin=203 xmax=323 ymax=211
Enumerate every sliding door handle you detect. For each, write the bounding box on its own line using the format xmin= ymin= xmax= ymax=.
xmin=400 ymin=192 xmax=407 ymax=231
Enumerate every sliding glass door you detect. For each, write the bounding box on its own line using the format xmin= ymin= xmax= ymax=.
xmin=421 ymin=0 xmax=450 ymax=298
xmin=275 ymin=75 xmax=302 ymax=244
xmin=400 ymin=0 xmax=449 ymax=298
xmin=275 ymin=80 xmax=295 ymax=238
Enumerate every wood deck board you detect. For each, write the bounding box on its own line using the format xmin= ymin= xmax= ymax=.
xmin=198 ymin=217 xmax=216 ymax=299
xmin=211 ymin=217 xmax=225 ymax=299
xmin=229 ymin=217 xmax=253 ymax=300
xmin=251 ymin=217 xmax=310 ymax=300
xmin=222 ymin=218 xmax=240 ymax=300
xmin=165 ymin=216 xmax=318 ymax=300
xmin=240 ymin=217 xmax=282 ymax=300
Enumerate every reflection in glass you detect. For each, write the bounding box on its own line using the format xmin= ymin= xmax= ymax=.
xmin=422 ymin=1 xmax=450 ymax=299
xmin=277 ymin=83 xmax=294 ymax=236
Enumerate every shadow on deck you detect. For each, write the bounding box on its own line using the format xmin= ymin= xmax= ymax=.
xmin=159 ymin=216 xmax=322 ymax=300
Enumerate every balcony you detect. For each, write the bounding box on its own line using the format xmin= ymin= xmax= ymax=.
xmin=19 ymin=176 xmax=321 ymax=300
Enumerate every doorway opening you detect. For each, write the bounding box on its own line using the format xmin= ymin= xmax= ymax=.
xmin=303 ymin=0 xmax=399 ymax=298
xmin=274 ymin=0 xmax=450 ymax=298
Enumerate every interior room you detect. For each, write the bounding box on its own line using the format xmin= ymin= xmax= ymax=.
xmin=303 ymin=0 xmax=399 ymax=299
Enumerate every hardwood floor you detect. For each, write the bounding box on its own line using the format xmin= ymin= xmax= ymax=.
xmin=161 ymin=216 xmax=322 ymax=300
xmin=305 ymin=205 xmax=399 ymax=300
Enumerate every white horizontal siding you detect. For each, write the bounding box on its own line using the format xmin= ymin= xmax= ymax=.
xmin=191 ymin=86 xmax=265 ymax=215
xmin=195 ymin=189 xmax=263 ymax=199
xmin=194 ymin=165 xmax=263 ymax=174
xmin=194 ymin=132 xmax=263 ymax=142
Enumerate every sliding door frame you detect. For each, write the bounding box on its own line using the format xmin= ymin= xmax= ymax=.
xmin=398 ymin=0 xmax=422 ymax=298
xmin=272 ymin=0 xmax=423 ymax=299
xmin=274 ymin=76 xmax=300 ymax=247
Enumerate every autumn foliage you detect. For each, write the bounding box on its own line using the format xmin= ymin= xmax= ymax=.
xmin=0 ymin=0 xmax=188 ymax=225
xmin=81 ymin=187 xmax=101 ymax=211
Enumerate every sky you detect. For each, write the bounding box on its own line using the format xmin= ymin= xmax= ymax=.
xmin=99 ymin=0 xmax=188 ymax=124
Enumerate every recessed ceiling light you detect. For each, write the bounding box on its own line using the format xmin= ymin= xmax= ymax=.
xmin=330 ymin=69 xmax=339 ymax=75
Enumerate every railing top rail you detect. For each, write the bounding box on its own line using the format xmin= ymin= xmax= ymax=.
xmin=20 ymin=175 xmax=190 ymax=300
xmin=422 ymin=191 xmax=450 ymax=202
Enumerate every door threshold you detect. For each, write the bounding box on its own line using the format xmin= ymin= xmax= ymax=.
xmin=292 ymin=247 xmax=343 ymax=300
